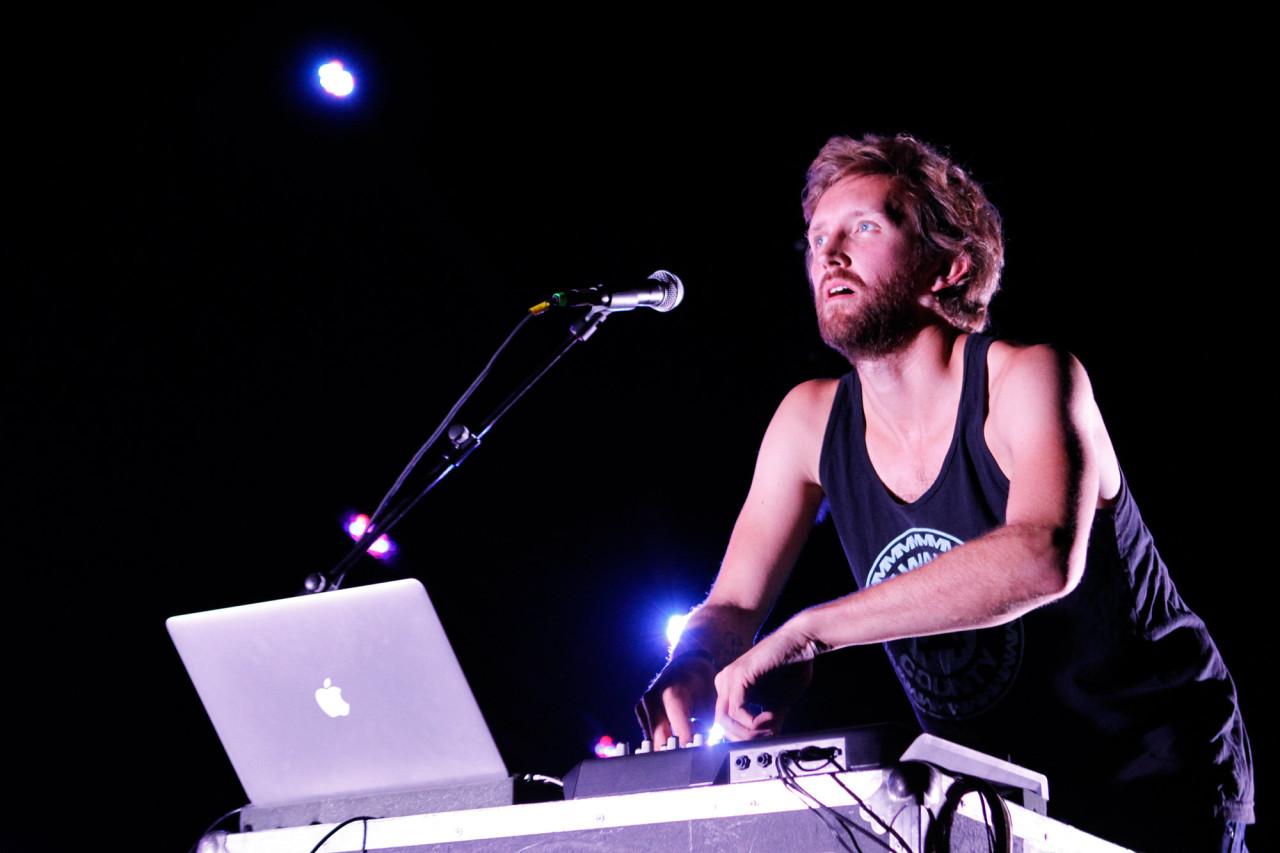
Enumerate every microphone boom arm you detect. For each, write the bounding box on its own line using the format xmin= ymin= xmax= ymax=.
xmin=304 ymin=305 xmax=615 ymax=593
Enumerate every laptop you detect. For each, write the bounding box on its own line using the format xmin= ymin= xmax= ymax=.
xmin=167 ymin=579 xmax=509 ymax=820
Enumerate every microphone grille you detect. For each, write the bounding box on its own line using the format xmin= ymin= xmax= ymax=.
xmin=647 ymin=270 xmax=684 ymax=313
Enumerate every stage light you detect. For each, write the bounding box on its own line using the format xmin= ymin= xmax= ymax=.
xmin=666 ymin=613 xmax=689 ymax=650
xmin=593 ymin=735 xmax=627 ymax=758
xmin=318 ymin=60 xmax=355 ymax=97
xmin=706 ymin=723 xmax=725 ymax=745
xmin=343 ymin=512 xmax=396 ymax=560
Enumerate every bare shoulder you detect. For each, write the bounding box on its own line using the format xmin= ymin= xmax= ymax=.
xmin=984 ymin=340 xmax=1120 ymax=503
xmin=758 ymin=379 xmax=841 ymax=488
xmin=986 ymin=340 xmax=1089 ymax=403
xmin=771 ymin=379 xmax=842 ymax=449
xmin=777 ymin=378 xmax=841 ymax=420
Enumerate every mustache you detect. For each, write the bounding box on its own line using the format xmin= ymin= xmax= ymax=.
xmin=821 ymin=269 xmax=866 ymax=291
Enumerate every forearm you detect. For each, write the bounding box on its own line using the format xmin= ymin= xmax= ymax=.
xmin=789 ymin=521 xmax=1077 ymax=652
xmin=713 ymin=522 xmax=1078 ymax=738
xmin=668 ymin=601 xmax=763 ymax=668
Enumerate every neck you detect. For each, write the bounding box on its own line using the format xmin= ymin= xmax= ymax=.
xmin=852 ymin=324 xmax=966 ymax=433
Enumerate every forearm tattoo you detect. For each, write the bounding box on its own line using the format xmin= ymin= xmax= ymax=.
xmin=719 ymin=632 xmax=745 ymax=664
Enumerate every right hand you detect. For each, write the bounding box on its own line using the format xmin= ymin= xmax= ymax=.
xmin=713 ymin=627 xmax=814 ymax=742
xmin=636 ymin=652 xmax=717 ymax=747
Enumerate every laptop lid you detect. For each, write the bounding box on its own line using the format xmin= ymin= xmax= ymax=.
xmin=167 ymin=578 xmax=507 ymax=807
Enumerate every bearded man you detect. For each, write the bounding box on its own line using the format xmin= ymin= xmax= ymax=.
xmin=637 ymin=134 xmax=1253 ymax=851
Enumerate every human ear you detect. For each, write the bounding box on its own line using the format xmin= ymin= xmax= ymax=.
xmin=930 ymin=253 xmax=971 ymax=293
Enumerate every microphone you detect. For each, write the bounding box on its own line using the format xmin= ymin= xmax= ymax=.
xmin=550 ymin=270 xmax=684 ymax=313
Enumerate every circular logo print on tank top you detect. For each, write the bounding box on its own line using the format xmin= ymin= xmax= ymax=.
xmin=866 ymin=528 xmax=1023 ymax=720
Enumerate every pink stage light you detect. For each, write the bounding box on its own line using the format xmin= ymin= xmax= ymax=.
xmin=344 ymin=513 xmax=396 ymax=560
xmin=593 ymin=735 xmax=627 ymax=758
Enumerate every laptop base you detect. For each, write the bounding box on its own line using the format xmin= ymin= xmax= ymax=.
xmin=240 ymin=776 xmax=518 ymax=831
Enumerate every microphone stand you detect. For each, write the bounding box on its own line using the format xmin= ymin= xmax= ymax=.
xmin=303 ymin=306 xmax=613 ymax=593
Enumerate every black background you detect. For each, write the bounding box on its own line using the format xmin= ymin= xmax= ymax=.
xmin=7 ymin=8 xmax=1268 ymax=851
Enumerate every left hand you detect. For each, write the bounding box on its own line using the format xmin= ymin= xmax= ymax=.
xmin=713 ymin=626 xmax=816 ymax=741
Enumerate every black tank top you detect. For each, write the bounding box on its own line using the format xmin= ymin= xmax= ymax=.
xmin=818 ymin=335 xmax=1252 ymax=847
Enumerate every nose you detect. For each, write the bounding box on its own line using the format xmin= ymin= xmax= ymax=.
xmin=817 ymin=232 xmax=850 ymax=271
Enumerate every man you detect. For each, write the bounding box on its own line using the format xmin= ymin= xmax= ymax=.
xmin=637 ymin=134 xmax=1253 ymax=851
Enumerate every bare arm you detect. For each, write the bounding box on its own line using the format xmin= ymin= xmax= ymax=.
xmin=637 ymin=380 xmax=833 ymax=746
xmin=714 ymin=345 xmax=1114 ymax=737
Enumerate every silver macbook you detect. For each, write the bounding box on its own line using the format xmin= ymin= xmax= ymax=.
xmin=167 ymin=579 xmax=508 ymax=809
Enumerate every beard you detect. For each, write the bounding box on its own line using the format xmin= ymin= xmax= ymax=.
xmin=816 ymin=268 xmax=925 ymax=362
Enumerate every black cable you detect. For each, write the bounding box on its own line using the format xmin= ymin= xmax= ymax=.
xmin=978 ymin=787 xmax=996 ymax=852
xmin=777 ymin=750 xmax=912 ymax=853
xmin=829 ymin=768 xmax=921 ymax=850
xmin=777 ymin=756 xmax=869 ymax=852
xmin=365 ymin=311 xmax=535 ymax=532
xmin=316 ymin=311 xmax=536 ymax=588
xmin=924 ymin=775 xmax=1010 ymax=853
xmin=341 ymin=319 xmax=581 ymax=581
xmin=186 ymin=806 xmax=243 ymax=853
xmin=520 ymin=772 xmax=564 ymax=787
xmin=888 ymin=802 xmax=918 ymax=853
xmin=775 ymin=748 xmax=916 ymax=852
xmin=307 ymin=815 xmax=375 ymax=853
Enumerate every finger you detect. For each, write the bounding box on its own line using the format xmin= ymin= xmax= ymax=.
xmin=760 ymin=705 xmax=790 ymax=734
xmin=747 ymin=710 xmax=780 ymax=738
xmin=662 ymin=686 xmax=694 ymax=746
xmin=638 ymin=689 xmax=664 ymax=741
xmin=713 ymin=682 xmax=742 ymax=741
xmin=716 ymin=707 xmax=780 ymax=742
xmin=717 ymin=714 xmax=755 ymax=742
xmin=714 ymin=672 xmax=757 ymax=740
xmin=724 ymin=675 xmax=758 ymax=731
xmin=715 ymin=705 xmax=766 ymax=742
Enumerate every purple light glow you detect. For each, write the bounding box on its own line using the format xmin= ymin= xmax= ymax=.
xmin=593 ymin=735 xmax=627 ymax=758
xmin=344 ymin=512 xmax=396 ymax=560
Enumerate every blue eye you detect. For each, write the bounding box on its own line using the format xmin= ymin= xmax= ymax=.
xmin=812 ymin=235 xmax=827 ymax=248
xmin=858 ymin=221 xmax=877 ymax=232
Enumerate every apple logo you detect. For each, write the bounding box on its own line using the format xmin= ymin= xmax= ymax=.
xmin=315 ymin=678 xmax=351 ymax=718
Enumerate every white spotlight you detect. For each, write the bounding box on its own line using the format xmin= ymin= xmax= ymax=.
xmin=318 ymin=60 xmax=355 ymax=97
xmin=667 ymin=613 xmax=689 ymax=649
